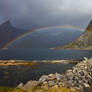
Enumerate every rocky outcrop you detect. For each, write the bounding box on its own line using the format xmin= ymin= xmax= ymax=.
xmin=38 ymin=60 xmax=92 ymax=89
xmin=61 ymin=58 xmax=92 ymax=89
xmin=86 ymin=20 xmax=92 ymax=32
xmin=55 ymin=20 xmax=92 ymax=50
xmin=17 ymin=58 xmax=92 ymax=92
xmin=23 ymin=81 xmax=38 ymax=90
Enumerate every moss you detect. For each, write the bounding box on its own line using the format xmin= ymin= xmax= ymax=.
xmin=4 ymin=71 xmax=9 ymax=75
xmin=0 ymin=86 xmax=80 ymax=92
xmin=62 ymin=42 xmax=77 ymax=48
xmin=0 ymin=86 xmax=14 ymax=92
xmin=0 ymin=87 xmax=26 ymax=92
xmin=87 ymin=43 xmax=92 ymax=47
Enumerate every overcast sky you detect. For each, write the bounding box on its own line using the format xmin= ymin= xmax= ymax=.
xmin=0 ymin=0 xmax=92 ymax=29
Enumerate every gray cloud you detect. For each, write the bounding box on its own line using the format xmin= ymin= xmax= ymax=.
xmin=0 ymin=0 xmax=92 ymax=29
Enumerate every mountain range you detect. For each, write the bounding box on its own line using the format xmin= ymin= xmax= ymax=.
xmin=7 ymin=28 xmax=82 ymax=48
xmin=0 ymin=20 xmax=83 ymax=49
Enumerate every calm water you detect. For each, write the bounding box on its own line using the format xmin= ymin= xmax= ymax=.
xmin=0 ymin=48 xmax=92 ymax=60
xmin=0 ymin=48 xmax=92 ymax=87
xmin=0 ymin=63 xmax=75 ymax=87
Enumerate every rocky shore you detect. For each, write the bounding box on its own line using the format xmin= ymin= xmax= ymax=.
xmin=17 ymin=58 xmax=92 ymax=92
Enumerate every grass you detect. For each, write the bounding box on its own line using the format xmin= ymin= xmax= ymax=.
xmin=0 ymin=87 xmax=25 ymax=92
xmin=61 ymin=42 xmax=77 ymax=49
xmin=0 ymin=86 xmax=80 ymax=92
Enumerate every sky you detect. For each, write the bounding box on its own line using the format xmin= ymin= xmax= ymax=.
xmin=0 ymin=0 xmax=92 ymax=29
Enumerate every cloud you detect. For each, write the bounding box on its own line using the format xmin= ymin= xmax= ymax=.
xmin=0 ymin=0 xmax=92 ymax=29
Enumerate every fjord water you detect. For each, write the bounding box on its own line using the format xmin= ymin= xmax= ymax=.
xmin=0 ymin=63 xmax=75 ymax=87
xmin=0 ymin=27 xmax=91 ymax=87
xmin=0 ymin=48 xmax=92 ymax=60
xmin=0 ymin=49 xmax=92 ymax=86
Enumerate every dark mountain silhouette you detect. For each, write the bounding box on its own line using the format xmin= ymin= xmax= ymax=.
xmin=7 ymin=28 xmax=82 ymax=48
xmin=0 ymin=20 xmax=27 ymax=48
xmin=0 ymin=21 xmax=83 ymax=49
xmin=55 ymin=20 xmax=92 ymax=50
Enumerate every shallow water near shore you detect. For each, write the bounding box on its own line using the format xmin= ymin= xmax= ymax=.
xmin=0 ymin=62 xmax=75 ymax=87
xmin=0 ymin=48 xmax=92 ymax=60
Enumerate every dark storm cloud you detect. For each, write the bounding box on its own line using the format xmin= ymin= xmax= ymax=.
xmin=0 ymin=0 xmax=92 ymax=29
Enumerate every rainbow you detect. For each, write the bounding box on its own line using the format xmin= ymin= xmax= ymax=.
xmin=3 ymin=25 xmax=84 ymax=48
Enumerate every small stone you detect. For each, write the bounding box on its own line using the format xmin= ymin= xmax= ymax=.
xmin=54 ymin=85 xmax=59 ymax=88
xmin=43 ymin=81 xmax=48 ymax=85
xmin=83 ymin=83 xmax=90 ymax=88
xmin=83 ymin=57 xmax=88 ymax=61
xmin=17 ymin=82 xmax=24 ymax=89
xmin=48 ymin=74 xmax=56 ymax=80
xmin=55 ymin=73 xmax=62 ymax=81
xmin=48 ymin=81 xmax=55 ymax=87
xmin=41 ymin=85 xmax=49 ymax=90
xmin=39 ymin=75 xmax=48 ymax=84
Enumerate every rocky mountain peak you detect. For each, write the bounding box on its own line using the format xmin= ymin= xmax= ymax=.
xmin=55 ymin=19 xmax=92 ymax=50
xmin=86 ymin=20 xmax=92 ymax=32
xmin=0 ymin=20 xmax=12 ymax=28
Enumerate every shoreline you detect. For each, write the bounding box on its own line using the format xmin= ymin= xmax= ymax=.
xmin=0 ymin=58 xmax=91 ymax=92
xmin=0 ymin=59 xmax=80 ymax=66
xmin=51 ymin=47 xmax=92 ymax=51
xmin=16 ymin=58 xmax=92 ymax=92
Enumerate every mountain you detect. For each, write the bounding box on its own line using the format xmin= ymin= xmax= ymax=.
xmin=55 ymin=20 xmax=92 ymax=50
xmin=0 ymin=20 xmax=28 ymax=48
xmin=0 ymin=21 xmax=83 ymax=49
xmin=7 ymin=28 xmax=82 ymax=48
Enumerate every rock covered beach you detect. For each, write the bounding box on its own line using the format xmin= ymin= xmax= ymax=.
xmin=17 ymin=58 xmax=92 ymax=92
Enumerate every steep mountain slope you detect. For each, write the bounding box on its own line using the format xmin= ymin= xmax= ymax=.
xmin=0 ymin=20 xmax=27 ymax=48
xmin=56 ymin=20 xmax=92 ymax=50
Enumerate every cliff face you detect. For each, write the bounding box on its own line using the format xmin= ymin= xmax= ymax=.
xmin=0 ymin=21 xmax=27 ymax=48
xmin=0 ymin=21 xmax=12 ymax=48
xmin=56 ymin=20 xmax=92 ymax=49
xmin=71 ymin=31 xmax=92 ymax=49
xmin=86 ymin=20 xmax=92 ymax=32
xmin=74 ymin=20 xmax=92 ymax=49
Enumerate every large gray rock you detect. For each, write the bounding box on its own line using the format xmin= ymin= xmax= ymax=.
xmin=23 ymin=81 xmax=38 ymax=90
xmin=17 ymin=82 xmax=24 ymax=89
xmin=39 ymin=75 xmax=48 ymax=84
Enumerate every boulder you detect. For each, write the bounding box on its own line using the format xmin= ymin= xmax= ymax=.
xmin=39 ymin=75 xmax=48 ymax=84
xmin=23 ymin=81 xmax=38 ymax=90
xmin=17 ymin=82 xmax=24 ymax=89
xmin=48 ymin=74 xmax=56 ymax=80
xmin=48 ymin=81 xmax=55 ymax=87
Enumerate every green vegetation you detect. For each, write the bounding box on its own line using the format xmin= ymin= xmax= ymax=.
xmin=60 ymin=42 xmax=77 ymax=49
xmin=0 ymin=86 xmax=80 ymax=92
xmin=0 ymin=86 xmax=14 ymax=92
xmin=0 ymin=87 xmax=25 ymax=92
xmin=87 ymin=43 xmax=92 ymax=47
